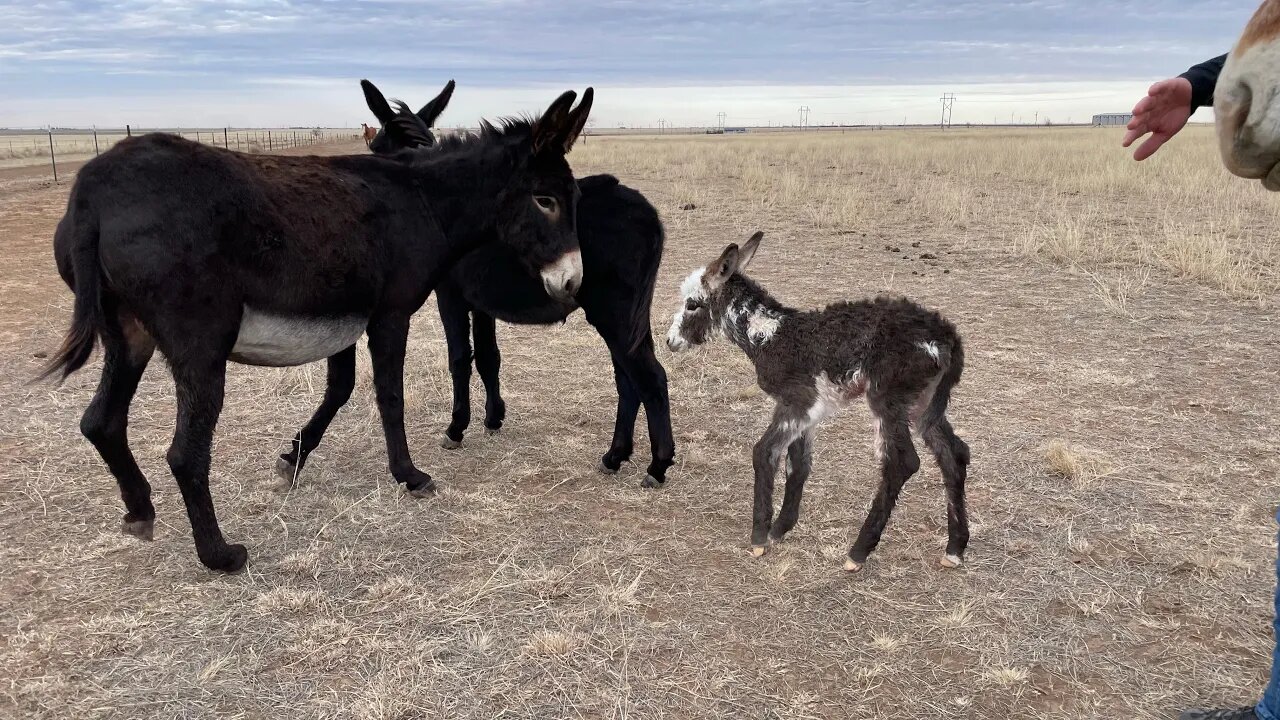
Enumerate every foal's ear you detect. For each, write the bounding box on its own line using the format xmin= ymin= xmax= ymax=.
xmin=706 ymin=243 xmax=740 ymax=291
xmin=532 ymin=90 xmax=579 ymax=155
xmin=417 ymin=79 xmax=455 ymax=129
xmin=361 ymin=79 xmax=397 ymax=126
xmin=737 ymin=231 xmax=764 ymax=272
xmin=561 ymin=87 xmax=594 ymax=153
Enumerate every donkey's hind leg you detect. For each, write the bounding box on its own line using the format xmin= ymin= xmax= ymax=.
xmin=277 ymin=344 xmax=356 ymax=483
xmin=770 ymin=428 xmax=814 ymax=543
xmin=623 ymin=335 xmax=675 ymax=488
xmin=81 ymin=312 xmax=156 ymax=539
xmin=436 ymin=287 xmax=474 ymax=449
xmin=471 ymin=311 xmax=506 ymax=434
xmin=923 ymin=417 xmax=970 ymax=568
xmin=846 ymin=396 xmax=920 ymax=572
xmin=167 ymin=355 xmax=247 ymax=572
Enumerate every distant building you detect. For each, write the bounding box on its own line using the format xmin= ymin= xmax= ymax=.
xmin=1092 ymin=113 xmax=1133 ymax=126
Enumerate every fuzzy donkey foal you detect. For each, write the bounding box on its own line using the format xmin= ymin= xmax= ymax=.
xmin=667 ymin=232 xmax=970 ymax=571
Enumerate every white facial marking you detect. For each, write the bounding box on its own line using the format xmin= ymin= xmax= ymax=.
xmin=679 ymin=268 xmax=708 ymax=302
xmin=232 ymin=307 xmax=366 ymax=367
xmin=917 ymin=340 xmax=941 ymax=362
xmin=540 ymin=249 xmax=583 ymax=299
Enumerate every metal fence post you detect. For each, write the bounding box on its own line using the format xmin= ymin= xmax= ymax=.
xmin=224 ymin=128 xmax=229 ymax=149
xmin=93 ymin=127 xmax=99 ymax=156
xmin=48 ymin=129 xmax=58 ymax=183
xmin=126 ymin=124 xmax=131 ymax=137
xmin=267 ymin=130 xmax=272 ymax=151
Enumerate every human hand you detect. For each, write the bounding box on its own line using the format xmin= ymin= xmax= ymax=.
xmin=1122 ymin=77 xmax=1194 ymax=161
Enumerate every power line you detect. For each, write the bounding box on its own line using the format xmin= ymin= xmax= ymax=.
xmin=797 ymin=105 xmax=810 ymax=130
xmin=716 ymin=111 xmax=726 ymax=129
xmin=940 ymin=93 xmax=956 ymax=130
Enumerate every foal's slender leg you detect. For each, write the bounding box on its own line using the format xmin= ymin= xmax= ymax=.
xmin=621 ymin=336 xmax=676 ymax=488
xmin=436 ymin=289 xmax=474 ymax=449
xmin=923 ymin=417 xmax=971 ymax=568
xmin=167 ymin=357 xmax=247 ymax=572
xmin=276 ymin=344 xmax=357 ymax=483
xmin=367 ymin=312 xmax=434 ymax=496
xmin=80 ymin=315 xmax=156 ymax=539
xmin=599 ymin=353 xmax=640 ymax=474
xmin=846 ymin=397 xmax=920 ymax=572
xmin=470 ymin=311 xmax=506 ymax=434
xmin=769 ymin=428 xmax=814 ymax=543
xmin=750 ymin=404 xmax=805 ymax=556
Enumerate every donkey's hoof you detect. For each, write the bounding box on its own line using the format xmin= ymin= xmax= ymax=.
xmin=843 ymin=558 xmax=864 ymax=573
xmin=275 ymin=456 xmax=300 ymax=483
xmin=639 ymin=474 xmax=664 ymax=489
xmin=939 ymin=554 xmax=963 ymax=569
xmin=202 ymin=543 xmax=249 ymax=574
xmin=440 ymin=436 xmax=462 ymax=450
xmin=122 ymin=517 xmax=154 ymax=541
xmin=404 ymin=472 xmax=437 ymax=498
xmin=485 ymin=427 xmax=501 ymax=436
xmin=750 ymin=545 xmax=768 ymax=558
xmin=597 ymin=461 xmax=618 ymax=475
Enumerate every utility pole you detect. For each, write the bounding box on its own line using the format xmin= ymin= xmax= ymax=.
xmin=940 ymin=93 xmax=956 ymax=129
xmin=716 ymin=111 xmax=726 ymax=130
xmin=797 ymin=105 xmax=810 ymax=130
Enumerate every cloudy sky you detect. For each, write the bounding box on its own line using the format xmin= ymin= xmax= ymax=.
xmin=0 ymin=0 xmax=1258 ymax=129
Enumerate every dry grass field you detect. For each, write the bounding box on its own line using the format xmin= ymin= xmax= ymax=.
xmin=0 ymin=129 xmax=361 ymax=169
xmin=1 ymin=126 xmax=1277 ymax=719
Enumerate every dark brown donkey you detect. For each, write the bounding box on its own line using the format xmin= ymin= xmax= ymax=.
xmin=39 ymin=88 xmax=594 ymax=572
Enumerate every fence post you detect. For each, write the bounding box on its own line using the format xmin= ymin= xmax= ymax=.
xmin=48 ymin=129 xmax=58 ymax=183
xmin=126 ymin=124 xmax=131 ymax=137
xmin=268 ymin=130 xmax=272 ymax=151
xmin=93 ymin=127 xmax=99 ymax=156
xmin=224 ymin=128 xmax=229 ymax=149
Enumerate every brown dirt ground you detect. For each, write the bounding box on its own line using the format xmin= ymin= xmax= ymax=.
xmin=0 ymin=133 xmax=1276 ymax=720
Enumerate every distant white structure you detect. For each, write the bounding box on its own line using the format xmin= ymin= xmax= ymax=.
xmin=1092 ymin=113 xmax=1133 ymax=127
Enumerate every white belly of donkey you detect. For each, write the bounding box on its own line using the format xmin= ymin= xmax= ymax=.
xmin=231 ymin=307 xmax=367 ymax=366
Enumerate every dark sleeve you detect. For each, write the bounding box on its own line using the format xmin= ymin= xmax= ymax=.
xmin=1179 ymin=54 xmax=1228 ymax=111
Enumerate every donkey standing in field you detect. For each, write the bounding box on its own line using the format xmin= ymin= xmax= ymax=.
xmin=41 ymin=88 xmax=594 ymax=572
xmin=666 ymin=232 xmax=970 ymax=571
xmin=354 ymin=79 xmax=675 ymax=487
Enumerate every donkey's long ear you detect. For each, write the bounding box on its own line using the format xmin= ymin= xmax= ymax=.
xmin=361 ymin=79 xmax=396 ymax=126
xmin=417 ymin=79 xmax=455 ymax=128
xmin=737 ymin=231 xmax=764 ymax=273
xmin=561 ymin=87 xmax=594 ymax=153
xmin=705 ymin=243 xmax=740 ymax=291
xmin=532 ymin=90 xmax=579 ymax=155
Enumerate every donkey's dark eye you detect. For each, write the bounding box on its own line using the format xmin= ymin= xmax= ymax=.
xmin=685 ymin=298 xmax=702 ymax=312
xmin=534 ymin=196 xmax=557 ymax=212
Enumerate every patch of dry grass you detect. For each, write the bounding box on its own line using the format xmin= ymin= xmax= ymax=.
xmin=0 ymin=132 xmax=1276 ymax=719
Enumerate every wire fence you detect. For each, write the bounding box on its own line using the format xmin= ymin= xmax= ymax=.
xmin=1 ymin=127 xmax=364 ymax=182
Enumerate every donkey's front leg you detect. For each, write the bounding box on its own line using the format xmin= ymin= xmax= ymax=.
xmin=367 ymin=313 xmax=434 ymax=497
xmin=277 ymin=345 xmax=356 ymax=483
xmin=749 ymin=404 xmax=805 ymax=556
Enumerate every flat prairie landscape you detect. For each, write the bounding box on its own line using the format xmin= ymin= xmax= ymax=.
xmin=1 ymin=127 xmax=1277 ymax=719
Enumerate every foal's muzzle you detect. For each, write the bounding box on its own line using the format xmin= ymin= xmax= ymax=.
xmin=541 ymin=249 xmax=583 ymax=301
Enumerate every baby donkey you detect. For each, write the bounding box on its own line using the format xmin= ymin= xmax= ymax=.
xmin=666 ymin=232 xmax=970 ymax=571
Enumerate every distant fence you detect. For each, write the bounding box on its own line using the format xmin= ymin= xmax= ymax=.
xmin=1 ymin=127 xmax=363 ymax=182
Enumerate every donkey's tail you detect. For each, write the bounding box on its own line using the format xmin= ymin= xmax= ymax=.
xmin=36 ymin=198 xmax=102 ymax=384
xmin=918 ymin=335 xmax=964 ymax=434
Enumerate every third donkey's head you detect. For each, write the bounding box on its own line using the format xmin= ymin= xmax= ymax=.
xmin=666 ymin=231 xmax=764 ymax=352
